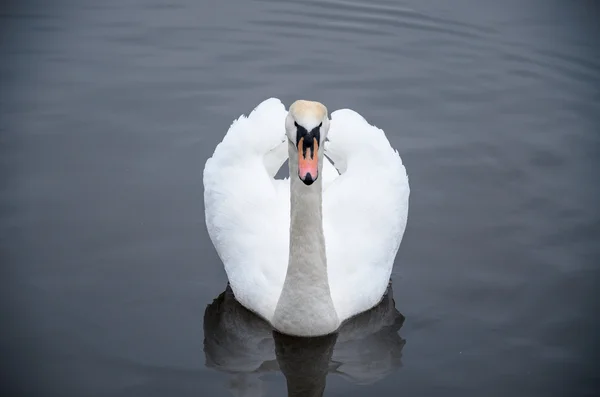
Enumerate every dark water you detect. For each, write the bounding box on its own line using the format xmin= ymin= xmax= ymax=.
xmin=1 ymin=0 xmax=599 ymax=396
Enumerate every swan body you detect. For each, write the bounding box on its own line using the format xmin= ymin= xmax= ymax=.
xmin=203 ymin=98 xmax=409 ymax=336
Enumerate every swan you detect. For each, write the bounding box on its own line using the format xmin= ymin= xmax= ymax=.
xmin=203 ymin=98 xmax=409 ymax=337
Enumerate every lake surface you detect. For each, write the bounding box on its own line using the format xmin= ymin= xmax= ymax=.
xmin=1 ymin=0 xmax=599 ymax=396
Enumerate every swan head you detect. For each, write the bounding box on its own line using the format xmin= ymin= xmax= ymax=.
xmin=285 ymin=100 xmax=330 ymax=186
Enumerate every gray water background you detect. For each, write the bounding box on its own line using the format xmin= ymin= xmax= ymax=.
xmin=1 ymin=0 xmax=599 ymax=396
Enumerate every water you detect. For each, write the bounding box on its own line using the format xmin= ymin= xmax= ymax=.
xmin=1 ymin=0 xmax=599 ymax=395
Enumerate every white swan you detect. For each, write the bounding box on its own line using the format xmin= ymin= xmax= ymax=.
xmin=203 ymin=98 xmax=409 ymax=337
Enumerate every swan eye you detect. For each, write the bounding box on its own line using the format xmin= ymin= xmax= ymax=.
xmin=294 ymin=121 xmax=299 ymax=128
xmin=318 ymin=122 xmax=322 ymax=128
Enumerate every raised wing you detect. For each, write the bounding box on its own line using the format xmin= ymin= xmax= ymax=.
xmin=323 ymin=109 xmax=410 ymax=320
xmin=203 ymin=98 xmax=291 ymax=320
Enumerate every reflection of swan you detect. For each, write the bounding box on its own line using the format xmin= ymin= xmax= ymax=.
xmin=203 ymin=285 xmax=406 ymax=397
xmin=203 ymin=98 xmax=410 ymax=336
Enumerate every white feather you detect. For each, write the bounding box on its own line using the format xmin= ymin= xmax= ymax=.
xmin=324 ymin=109 xmax=409 ymax=321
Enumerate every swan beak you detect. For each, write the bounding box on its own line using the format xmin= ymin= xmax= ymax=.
xmin=298 ymin=136 xmax=319 ymax=185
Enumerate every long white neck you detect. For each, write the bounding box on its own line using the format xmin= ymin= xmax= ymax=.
xmin=271 ymin=141 xmax=339 ymax=337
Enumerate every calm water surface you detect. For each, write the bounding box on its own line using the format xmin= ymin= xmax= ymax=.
xmin=1 ymin=0 xmax=599 ymax=396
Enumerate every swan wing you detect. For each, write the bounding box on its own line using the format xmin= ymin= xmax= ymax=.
xmin=323 ymin=109 xmax=410 ymax=321
xmin=203 ymin=98 xmax=291 ymax=321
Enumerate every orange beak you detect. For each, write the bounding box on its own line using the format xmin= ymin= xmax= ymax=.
xmin=297 ymin=136 xmax=319 ymax=185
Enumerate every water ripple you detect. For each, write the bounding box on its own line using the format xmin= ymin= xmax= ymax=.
xmin=254 ymin=0 xmax=494 ymax=41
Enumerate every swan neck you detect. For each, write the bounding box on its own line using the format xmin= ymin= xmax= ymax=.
xmin=288 ymin=140 xmax=326 ymax=279
xmin=271 ymin=141 xmax=339 ymax=336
